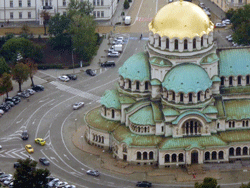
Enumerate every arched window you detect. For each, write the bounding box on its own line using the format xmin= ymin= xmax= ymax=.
xmin=143 ymin=152 xmax=147 ymax=160
xmin=243 ymin=121 xmax=245 ymax=127
xmin=189 ymin=93 xmax=192 ymax=102
xmin=172 ymin=91 xmax=175 ymax=101
xmin=123 ymin=145 xmax=127 ymax=153
xmin=229 ymin=76 xmax=233 ymax=86
xmin=221 ymin=77 xmax=225 ymax=86
xmin=212 ymin=151 xmax=217 ymax=160
xmin=166 ymin=38 xmax=169 ymax=49
xmin=205 ymin=152 xmax=210 ymax=160
xmin=243 ymin=147 xmax=248 ymax=155
xmin=175 ymin=39 xmax=178 ymax=50
xmin=159 ymin=37 xmax=161 ymax=47
xmin=184 ymin=39 xmax=188 ymax=50
xmin=104 ymin=106 xmax=106 ymax=116
xmin=236 ymin=147 xmax=241 ymax=156
xmin=247 ymin=75 xmax=250 ymax=85
xmin=128 ymin=80 xmax=132 ymax=89
xmin=182 ymin=119 xmax=201 ymax=136
xmin=172 ymin=154 xmax=177 ymax=162
xmin=101 ymin=136 xmax=104 ymax=143
xmin=193 ymin=38 xmax=196 ymax=49
xmin=201 ymin=36 xmax=203 ymax=47
xmin=238 ymin=76 xmax=242 ymax=85
xmin=205 ymin=89 xmax=209 ymax=99
xmin=247 ymin=121 xmax=249 ymax=127
xmin=218 ymin=151 xmax=224 ymax=159
xmin=98 ymin=135 xmax=101 ymax=142
xmin=180 ymin=93 xmax=184 ymax=102
xmin=197 ymin=91 xmax=201 ymax=102
xmin=137 ymin=152 xmax=141 ymax=160
xmin=165 ymin=154 xmax=170 ymax=163
xmin=178 ymin=153 xmax=184 ymax=162
xmin=136 ymin=81 xmax=140 ymax=90
xmin=229 ymin=147 xmax=234 ymax=156
xmin=112 ymin=109 xmax=115 ymax=118
xmin=145 ymin=82 xmax=149 ymax=90
xmin=149 ymin=151 xmax=154 ymax=160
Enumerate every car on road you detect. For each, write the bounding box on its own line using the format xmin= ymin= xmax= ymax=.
xmin=66 ymin=74 xmax=77 ymax=80
xmin=21 ymin=130 xmax=29 ymax=140
xmin=228 ymin=37 xmax=233 ymax=42
xmin=25 ymin=144 xmax=34 ymax=153
xmin=26 ymin=89 xmax=36 ymax=95
xmin=108 ymin=51 xmax=120 ymax=57
xmin=47 ymin=178 xmax=60 ymax=188
xmin=14 ymin=162 xmax=21 ymax=169
xmin=39 ymin=157 xmax=50 ymax=166
xmin=72 ymin=102 xmax=84 ymax=110
xmin=58 ymin=75 xmax=70 ymax=82
xmin=35 ymin=138 xmax=46 ymax=146
xmin=86 ymin=170 xmax=100 ymax=177
xmin=199 ymin=2 xmax=205 ymax=8
xmin=100 ymin=61 xmax=115 ymax=67
xmin=136 ymin=181 xmax=152 ymax=187
xmin=215 ymin=23 xmax=226 ymax=28
xmin=86 ymin=69 xmax=96 ymax=76
xmin=55 ymin=181 xmax=68 ymax=188
xmin=32 ymin=85 xmax=44 ymax=92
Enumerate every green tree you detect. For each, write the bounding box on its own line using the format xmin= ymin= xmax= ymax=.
xmin=226 ymin=8 xmax=236 ymax=20
xmin=67 ymin=0 xmax=94 ymax=18
xmin=12 ymin=63 xmax=29 ymax=92
xmin=124 ymin=0 xmax=130 ymax=9
xmin=13 ymin=158 xmax=50 ymax=188
xmin=195 ymin=177 xmax=220 ymax=188
xmin=21 ymin=58 xmax=37 ymax=87
xmin=0 ymin=72 xmax=12 ymax=97
xmin=0 ymin=57 xmax=10 ymax=76
xmin=48 ymin=13 xmax=70 ymax=37
xmin=69 ymin=14 xmax=97 ymax=62
xmin=40 ymin=10 xmax=51 ymax=35
xmin=240 ymin=182 xmax=250 ymax=188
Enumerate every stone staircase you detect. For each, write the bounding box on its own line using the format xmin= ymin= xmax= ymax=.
xmin=187 ymin=164 xmax=206 ymax=175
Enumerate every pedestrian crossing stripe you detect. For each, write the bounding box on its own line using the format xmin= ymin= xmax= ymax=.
xmin=136 ymin=17 xmax=153 ymax=22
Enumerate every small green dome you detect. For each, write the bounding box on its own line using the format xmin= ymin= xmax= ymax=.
xmin=162 ymin=63 xmax=212 ymax=94
xmin=101 ymin=90 xmax=121 ymax=109
xmin=119 ymin=52 xmax=150 ymax=82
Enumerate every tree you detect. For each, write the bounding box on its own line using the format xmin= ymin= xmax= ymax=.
xmin=240 ymin=182 xmax=250 ymax=188
xmin=67 ymin=0 xmax=94 ymax=18
xmin=0 ymin=72 xmax=12 ymax=97
xmin=226 ymin=8 xmax=236 ymax=20
xmin=23 ymin=58 xmax=38 ymax=87
xmin=40 ymin=10 xmax=50 ymax=35
xmin=12 ymin=63 xmax=30 ymax=92
xmin=195 ymin=177 xmax=220 ymax=188
xmin=13 ymin=158 xmax=50 ymax=188
xmin=124 ymin=0 xmax=130 ymax=9
xmin=48 ymin=13 xmax=70 ymax=37
xmin=0 ymin=57 xmax=10 ymax=76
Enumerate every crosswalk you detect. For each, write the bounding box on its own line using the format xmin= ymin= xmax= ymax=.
xmin=0 ymin=148 xmax=34 ymax=160
xmin=129 ymin=37 xmax=149 ymax=41
xmin=50 ymin=81 xmax=100 ymax=101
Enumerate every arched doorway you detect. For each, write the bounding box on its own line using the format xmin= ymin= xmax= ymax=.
xmin=191 ymin=150 xmax=198 ymax=164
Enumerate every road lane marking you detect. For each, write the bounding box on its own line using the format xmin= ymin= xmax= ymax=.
xmin=38 ymin=98 xmax=50 ymax=103
xmin=50 ymin=157 xmax=59 ymax=162
xmin=64 ymin=154 xmax=70 ymax=160
xmin=32 ymin=119 xmax=36 ymax=125
xmin=132 ymin=0 xmax=145 ymax=26
xmin=16 ymin=118 xmax=23 ymax=124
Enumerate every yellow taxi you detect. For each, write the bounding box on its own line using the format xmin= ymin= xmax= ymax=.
xmin=25 ymin=144 xmax=34 ymax=153
xmin=34 ymin=138 xmax=46 ymax=146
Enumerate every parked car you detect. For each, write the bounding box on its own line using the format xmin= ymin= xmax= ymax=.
xmin=222 ymin=19 xmax=231 ymax=25
xmin=47 ymin=178 xmax=60 ymax=187
xmin=32 ymin=85 xmax=44 ymax=92
xmin=0 ymin=109 xmax=4 ymax=116
xmin=39 ymin=157 xmax=50 ymax=166
xmin=228 ymin=37 xmax=233 ymax=42
xmin=55 ymin=181 xmax=68 ymax=188
xmin=115 ymin=37 xmax=124 ymax=41
xmin=86 ymin=69 xmax=96 ymax=76
xmin=0 ymin=103 xmax=10 ymax=112
xmin=108 ymin=51 xmax=120 ymax=57
xmin=5 ymin=101 xmax=14 ymax=107
xmin=66 ymin=74 xmax=77 ymax=80
xmin=3 ymin=177 xmax=13 ymax=186
xmin=21 ymin=130 xmax=29 ymax=140
xmin=199 ymin=2 xmax=205 ymax=8
xmin=25 ymin=144 xmax=34 ymax=153
xmin=72 ymin=102 xmax=84 ymax=110
xmin=215 ymin=23 xmax=226 ymax=28
xmin=65 ymin=185 xmax=76 ymax=188
xmin=26 ymin=89 xmax=36 ymax=95
xmin=58 ymin=75 xmax=70 ymax=82
xmin=35 ymin=138 xmax=46 ymax=146
xmin=5 ymin=97 xmax=20 ymax=105
xmin=100 ymin=61 xmax=115 ymax=67
xmin=226 ymin=35 xmax=232 ymax=39
xmin=136 ymin=181 xmax=152 ymax=187
xmin=17 ymin=91 xmax=30 ymax=98
xmin=13 ymin=96 xmax=21 ymax=102
xmin=0 ymin=174 xmax=12 ymax=182
xmin=14 ymin=162 xmax=21 ymax=169
xmin=86 ymin=170 xmax=100 ymax=177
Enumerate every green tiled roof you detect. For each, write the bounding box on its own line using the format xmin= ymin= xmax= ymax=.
xmin=219 ymin=49 xmax=250 ymax=77
xmin=159 ymin=136 xmax=227 ymax=150
xmin=215 ymin=96 xmax=225 ymax=118
xmin=119 ymin=52 xmax=151 ymax=82
xmin=221 ymin=86 xmax=250 ymax=95
xmin=85 ymin=107 xmax=120 ymax=132
xmin=151 ymin=102 xmax=163 ymax=122
xmin=119 ymin=95 xmax=136 ymax=104
xmin=211 ymin=75 xmax=221 ymax=82
xmin=203 ymin=105 xmax=218 ymax=114
xmin=113 ymin=125 xmax=163 ymax=147
xmin=224 ymin=99 xmax=250 ymax=121
xmin=149 ymin=57 xmax=172 ymax=67
xmin=101 ymin=90 xmax=121 ymax=110
xmin=151 ymin=79 xmax=161 ymax=86
xmin=219 ymin=130 xmax=250 ymax=142
xmin=162 ymin=63 xmax=212 ymax=94
xmin=162 ymin=107 xmax=180 ymax=116
xmin=129 ymin=106 xmax=155 ymax=125
xmin=200 ymin=53 xmax=219 ymax=64
xmin=126 ymin=99 xmax=150 ymax=113
xmin=172 ymin=111 xmax=211 ymax=125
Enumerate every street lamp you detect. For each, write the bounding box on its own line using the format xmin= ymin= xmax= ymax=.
xmin=81 ymin=135 xmax=84 ymax=149
xmin=72 ymin=48 xmax=75 ymax=74
xmin=75 ymin=118 xmax=77 ymax=132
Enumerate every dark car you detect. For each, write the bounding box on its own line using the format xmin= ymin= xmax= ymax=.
xmin=21 ymin=130 xmax=29 ymax=140
xmin=17 ymin=91 xmax=30 ymax=98
xmin=86 ymin=170 xmax=100 ymax=177
xmin=0 ymin=103 xmax=10 ymax=112
xmin=136 ymin=181 xmax=152 ymax=187
xmin=13 ymin=96 xmax=21 ymax=101
xmin=100 ymin=61 xmax=115 ymax=67
xmin=66 ymin=74 xmax=77 ymax=80
xmin=5 ymin=97 xmax=20 ymax=105
xmin=14 ymin=162 xmax=21 ymax=169
xmin=32 ymin=85 xmax=44 ymax=92
xmin=39 ymin=157 xmax=50 ymax=166
xmin=5 ymin=101 xmax=14 ymax=107
xmin=86 ymin=69 xmax=96 ymax=76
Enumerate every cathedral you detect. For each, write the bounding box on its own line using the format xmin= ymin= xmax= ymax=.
xmin=85 ymin=0 xmax=250 ymax=168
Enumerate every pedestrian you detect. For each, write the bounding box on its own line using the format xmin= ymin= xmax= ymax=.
xmin=193 ymin=172 xmax=196 ymax=178
xmin=140 ymin=34 xmax=142 ymax=40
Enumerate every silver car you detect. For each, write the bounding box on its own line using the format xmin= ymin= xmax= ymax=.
xmin=73 ymin=102 xmax=84 ymax=110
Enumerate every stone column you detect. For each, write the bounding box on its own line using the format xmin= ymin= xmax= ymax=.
xmin=124 ymin=80 xmax=129 ymax=89
xmin=188 ymin=38 xmax=193 ymax=52
xmin=184 ymin=94 xmax=189 ymax=104
xmin=168 ymin=91 xmax=173 ymax=101
xmin=179 ymin=39 xmax=184 ymax=52
xmin=140 ymin=82 xmax=145 ymax=93
xmin=149 ymin=32 xmax=154 ymax=45
xmin=161 ymin=37 xmax=166 ymax=50
xmin=176 ymin=93 xmax=180 ymax=103
xmin=169 ymin=38 xmax=174 ymax=52
xmin=163 ymin=91 xmax=168 ymax=99
xmin=193 ymin=93 xmax=197 ymax=104
xmin=224 ymin=77 xmax=229 ymax=87
xmin=119 ymin=76 xmax=124 ymax=87
xmin=154 ymin=35 xmax=159 ymax=48
xmin=131 ymin=82 xmax=136 ymax=92
xmin=203 ymin=35 xmax=208 ymax=47
xmin=196 ymin=37 xmax=201 ymax=50
xmin=233 ymin=76 xmax=237 ymax=87
xmin=208 ymin=32 xmax=213 ymax=44
xmin=242 ymin=76 xmax=246 ymax=86
xmin=201 ymin=92 xmax=205 ymax=102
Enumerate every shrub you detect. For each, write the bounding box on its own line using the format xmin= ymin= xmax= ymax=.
xmin=124 ymin=0 xmax=130 ymax=9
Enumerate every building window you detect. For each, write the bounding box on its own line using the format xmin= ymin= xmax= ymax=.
xmin=101 ymin=0 xmax=104 ymax=5
xmin=184 ymin=39 xmax=188 ymax=50
xmin=97 ymin=0 xmax=100 ymax=5
xmin=239 ymin=0 xmax=242 ymax=3
xmin=218 ymin=151 xmax=224 ymax=159
xmin=172 ymin=92 xmax=175 ymax=101
xmin=149 ymin=151 xmax=154 ymax=160
xmin=217 ymin=123 xmax=220 ymax=129
xmin=27 ymin=0 xmax=31 ymax=7
xmin=193 ymin=38 xmax=196 ymax=49
xmin=111 ymin=109 xmax=115 ymax=118
xmin=178 ymin=153 xmax=184 ymax=162
xmin=136 ymin=81 xmax=140 ymax=90
xmin=246 ymin=75 xmax=250 ymax=85
xmin=143 ymin=152 xmax=147 ymax=160
xmin=243 ymin=121 xmax=245 ymax=127
xmin=101 ymin=11 xmax=104 ymax=18
xmin=161 ymin=126 xmax=164 ymax=132
xmin=63 ymin=12 xmax=67 ymax=16
xmin=10 ymin=12 xmax=14 ymax=19
xmin=212 ymin=151 xmax=217 ymax=160
xmin=145 ymin=82 xmax=149 ymax=90
xmin=221 ymin=77 xmax=225 ymax=86
xmin=19 ymin=0 xmax=22 ymax=7
xmin=201 ymin=36 xmax=203 ymax=47
xmin=93 ymin=0 xmax=96 ymax=6
xmin=229 ymin=147 xmax=234 ymax=156
xmin=174 ymin=39 xmax=178 ymax=50
xmin=243 ymin=147 xmax=248 ymax=155
xmin=172 ymin=154 xmax=177 ymax=162
xmin=165 ymin=154 xmax=170 ymax=163
xmin=19 ymin=12 xmax=22 ymax=19
xmin=180 ymin=93 xmax=184 ymax=102
xmin=28 ymin=12 xmax=31 ymax=19
xmin=63 ymin=0 xmax=66 ymax=6
xmin=205 ymin=152 xmax=210 ymax=160
xmin=229 ymin=76 xmax=233 ymax=86
xmin=189 ymin=93 xmax=192 ymax=102
xmin=10 ymin=1 xmax=13 ymax=7
xmin=236 ymin=147 xmax=241 ymax=156
xmin=166 ymin=38 xmax=169 ymax=49
xmin=238 ymin=76 xmax=242 ymax=85
xmin=97 ymin=11 xmax=100 ymax=17
xmin=93 ymin=11 xmax=96 ymax=17
xmin=137 ymin=152 xmax=141 ymax=160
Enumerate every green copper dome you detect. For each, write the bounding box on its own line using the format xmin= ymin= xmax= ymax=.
xmin=119 ymin=52 xmax=150 ymax=82
xmin=101 ymin=90 xmax=121 ymax=110
xmin=162 ymin=63 xmax=212 ymax=94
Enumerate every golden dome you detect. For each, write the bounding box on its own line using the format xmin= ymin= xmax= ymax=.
xmin=148 ymin=1 xmax=214 ymax=39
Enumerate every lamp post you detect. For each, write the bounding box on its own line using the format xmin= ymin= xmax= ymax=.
xmin=72 ymin=48 xmax=75 ymax=74
xmin=81 ymin=135 xmax=84 ymax=149
xmin=75 ymin=118 xmax=77 ymax=132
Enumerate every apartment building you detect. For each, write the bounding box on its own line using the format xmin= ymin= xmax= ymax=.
xmin=211 ymin=0 xmax=250 ymax=12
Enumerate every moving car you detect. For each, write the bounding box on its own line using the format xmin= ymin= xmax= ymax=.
xmin=66 ymin=74 xmax=77 ymax=80
xmin=58 ymin=75 xmax=70 ymax=82
xmin=86 ymin=69 xmax=96 ymax=76
xmin=39 ymin=157 xmax=50 ymax=166
xmin=35 ymin=138 xmax=46 ymax=146
xmin=136 ymin=181 xmax=152 ymax=187
xmin=21 ymin=130 xmax=29 ymax=140
xmin=32 ymin=85 xmax=44 ymax=92
xmin=86 ymin=170 xmax=100 ymax=177
xmin=108 ymin=51 xmax=120 ymax=57
xmin=25 ymin=144 xmax=34 ymax=153
xmin=72 ymin=102 xmax=84 ymax=110
xmin=101 ymin=61 xmax=116 ymax=67
xmin=215 ymin=23 xmax=226 ymax=28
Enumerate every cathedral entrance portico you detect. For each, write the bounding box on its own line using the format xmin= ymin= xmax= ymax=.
xmin=191 ymin=150 xmax=199 ymax=164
